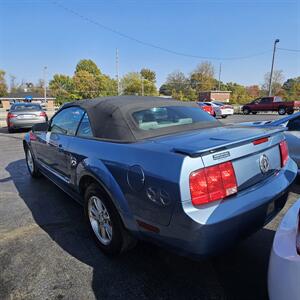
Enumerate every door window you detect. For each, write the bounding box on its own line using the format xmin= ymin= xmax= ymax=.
xmin=77 ymin=113 xmax=93 ymax=137
xmin=50 ymin=107 xmax=84 ymax=136
xmin=260 ymin=97 xmax=272 ymax=103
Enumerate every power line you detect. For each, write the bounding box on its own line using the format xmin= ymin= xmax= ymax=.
xmin=50 ymin=0 xmax=273 ymax=61
xmin=278 ymin=47 xmax=300 ymax=53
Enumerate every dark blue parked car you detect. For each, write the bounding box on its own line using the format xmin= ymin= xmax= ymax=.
xmin=23 ymin=96 xmax=297 ymax=256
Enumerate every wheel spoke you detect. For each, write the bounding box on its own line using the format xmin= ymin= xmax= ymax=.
xmin=93 ymin=198 xmax=102 ymax=213
xmin=88 ymin=195 xmax=113 ymax=245
xmin=104 ymin=224 xmax=112 ymax=240
xmin=99 ymin=224 xmax=106 ymax=238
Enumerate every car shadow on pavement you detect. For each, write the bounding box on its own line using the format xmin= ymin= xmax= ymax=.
xmin=5 ymin=159 xmax=275 ymax=300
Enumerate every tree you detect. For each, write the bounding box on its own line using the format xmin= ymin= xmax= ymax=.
xmin=282 ymin=77 xmax=300 ymax=100
xmin=49 ymin=74 xmax=77 ymax=104
xmin=165 ymin=71 xmax=189 ymax=93
xmin=121 ymin=72 xmax=157 ymax=96
xmin=73 ymin=70 xmax=102 ymax=99
xmin=75 ymin=59 xmax=101 ymax=76
xmin=159 ymin=83 xmax=172 ymax=96
xmin=262 ymin=70 xmax=284 ymax=95
xmin=100 ymin=74 xmax=118 ymax=96
xmin=140 ymin=68 xmax=156 ymax=83
xmin=160 ymin=70 xmax=197 ymax=100
xmin=225 ymin=82 xmax=251 ymax=104
xmin=0 ymin=70 xmax=8 ymax=97
xmin=246 ymin=85 xmax=260 ymax=98
xmin=190 ymin=61 xmax=216 ymax=92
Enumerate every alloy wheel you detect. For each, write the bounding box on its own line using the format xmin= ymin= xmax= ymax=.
xmin=88 ymin=195 xmax=113 ymax=245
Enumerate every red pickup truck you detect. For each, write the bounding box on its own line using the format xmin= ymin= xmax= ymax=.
xmin=242 ymin=96 xmax=300 ymax=115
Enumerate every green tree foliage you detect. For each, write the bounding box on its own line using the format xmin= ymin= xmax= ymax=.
xmin=121 ymin=72 xmax=157 ymax=96
xmin=225 ymin=82 xmax=251 ymax=104
xmin=160 ymin=71 xmax=197 ymax=101
xmin=75 ymin=59 xmax=101 ymax=76
xmin=49 ymin=74 xmax=77 ymax=104
xmin=190 ymin=61 xmax=216 ymax=92
xmin=0 ymin=70 xmax=8 ymax=97
xmin=73 ymin=70 xmax=103 ymax=99
xmin=282 ymin=77 xmax=300 ymax=100
xmin=159 ymin=83 xmax=172 ymax=96
xmin=140 ymin=68 xmax=156 ymax=83
xmin=73 ymin=59 xmax=117 ymax=99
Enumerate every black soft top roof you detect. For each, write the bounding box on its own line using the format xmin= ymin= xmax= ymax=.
xmin=60 ymin=96 xmax=217 ymax=142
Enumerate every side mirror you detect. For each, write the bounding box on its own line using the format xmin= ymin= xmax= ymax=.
xmin=32 ymin=122 xmax=49 ymax=132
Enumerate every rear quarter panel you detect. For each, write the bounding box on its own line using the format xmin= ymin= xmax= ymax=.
xmin=68 ymin=137 xmax=184 ymax=228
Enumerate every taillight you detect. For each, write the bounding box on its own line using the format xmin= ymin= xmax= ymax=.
xmin=39 ymin=111 xmax=47 ymax=117
xmin=7 ymin=113 xmax=17 ymax=119
xmin=29 ymin=131 xmax=37 ymax=141
xmin=189 ymin=161 xmax=237 ymax=206
xmin=296 ymin=209 xmax=300 ymax=255
xmin=279 ymin=140 xmax=288 ymax=167
xmin=253 ymin=137 xmax=269 ymax=145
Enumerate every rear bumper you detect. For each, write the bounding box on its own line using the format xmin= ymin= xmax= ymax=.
xmin=8 ymin=118 xmax=46 ymax=129
xmin=151 ymin=159 xmax=297 ymax=257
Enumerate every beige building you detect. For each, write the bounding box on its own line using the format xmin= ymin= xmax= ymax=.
xmin=0 ymin=92 xmax=55 ymax=110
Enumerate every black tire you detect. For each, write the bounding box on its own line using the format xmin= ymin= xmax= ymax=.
xmin=84 ymin=183 xmax=136 ymax=255
xmin=252 ymin=111 xmax=257 ymax=115
xmin=287 ymin=109 xmax=294 ymax=115
xmin=278 ymin=107 xmax=286 ymax=115
xmin=243 ymin=107 xmax=250 ymax=115
xmin=8 ymin=127 xmax=15 ymax=133
xmin=25 ymin=146 xmax=41 ymax=178
xmin=221 ymin=115 xmax=227 ymax=119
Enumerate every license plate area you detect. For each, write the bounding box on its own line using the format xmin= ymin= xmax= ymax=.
xmin=18 ymin=114 xmax=35 ymax=119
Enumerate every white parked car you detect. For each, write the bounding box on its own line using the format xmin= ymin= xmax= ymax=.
xmin=203 ymin=101 xmax=234 ymax=118
xmin=268 ymin=198 xmax=300 ymax=300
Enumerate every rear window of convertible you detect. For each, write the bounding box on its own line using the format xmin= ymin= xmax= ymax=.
xmin=132 ymin=106 xmax=217 ymax=131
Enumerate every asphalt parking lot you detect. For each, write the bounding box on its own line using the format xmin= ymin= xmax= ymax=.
xmin=0 ymin=114 xmax=298 ymax=300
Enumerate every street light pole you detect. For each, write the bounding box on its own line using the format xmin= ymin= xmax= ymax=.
xmin=141 ymin=75 xmax=144 ymax=96
xmin=116 ymin=48 xmax=120 ymax=96
xmin=268 ymin=39 xmax=280 ymax=96
xmin=43 ymin=66 xmax=47 ymax=103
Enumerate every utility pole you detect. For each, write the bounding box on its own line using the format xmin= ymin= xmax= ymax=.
xmin=268 ymin=39 xmax=280 ymax=96
xmin=141 ymin=75 xmax=144 ymax=96
xmin=218 ymin=63 xmax=222 ymax=90
xmin=43 ymin=66 xmax=47 ymax=103
xmin=116 ymin=48 xmax=120 ymax=95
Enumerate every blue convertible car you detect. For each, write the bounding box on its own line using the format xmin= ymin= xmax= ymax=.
xmin=23 ymin=96 xmax=297 ymax=256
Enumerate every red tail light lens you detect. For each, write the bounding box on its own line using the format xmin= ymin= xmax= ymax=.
xmin=253 ymin=137 xmax=269 ymax=145
xmin=189 ymin=161 xmax=237 ymax=206
xmin=7 ymin=113 xmax=17 ymax=119
xmin=29 ymin=131 xmax=37 ymax=141
xmin=279 ymin=140 xmax=289 ymax=167
xmin=39 ymin=111 xmax=47 ymax=117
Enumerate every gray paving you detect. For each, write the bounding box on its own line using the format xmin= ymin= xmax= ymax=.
xmin=0 ymin=114 xmax=298 ymax=300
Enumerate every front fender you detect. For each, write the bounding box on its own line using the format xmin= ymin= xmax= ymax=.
xmin=76 ymin=158 xmax=138 ymax=232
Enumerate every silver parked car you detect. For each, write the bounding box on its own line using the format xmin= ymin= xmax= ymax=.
xmin=6 ymin=102 xmax=48 ymax=133
xmin=239 ymin=112 xmax=300 ymax=172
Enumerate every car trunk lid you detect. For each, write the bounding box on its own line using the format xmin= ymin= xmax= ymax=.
xmin=155 ymin=125 xmax=286 ymax=192
xmin=13 ymin=110 xmax=41 ymax=120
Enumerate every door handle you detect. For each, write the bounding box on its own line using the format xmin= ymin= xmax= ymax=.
xmin=58 ymin=144 xmax=64 ymax=152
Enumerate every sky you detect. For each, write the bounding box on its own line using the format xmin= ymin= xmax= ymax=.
xmin=0 ymin=0 xmax=299 ymax=89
